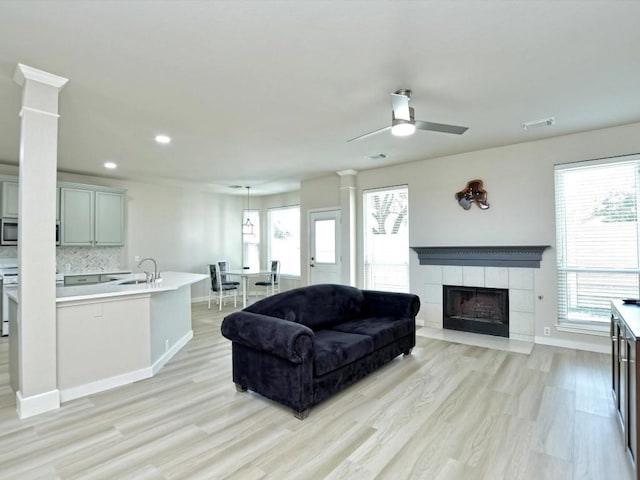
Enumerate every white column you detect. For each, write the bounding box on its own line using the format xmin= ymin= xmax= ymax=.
xmin=337 ymin=169 xmax=357 ymax=286
xmin=13 ymin=64 xmax=68 ymax=418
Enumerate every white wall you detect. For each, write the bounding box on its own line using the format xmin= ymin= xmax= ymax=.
xmin=300 ymin=121 xmax=640 ymax=351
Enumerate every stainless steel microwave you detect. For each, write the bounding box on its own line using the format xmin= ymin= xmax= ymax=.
xmin=0 ymin=219 xmax=61 ymax=246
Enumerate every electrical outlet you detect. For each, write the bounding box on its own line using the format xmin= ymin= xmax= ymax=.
xmin=134 ymin=255 xmax=139 ymax=263
xmin=544 ymin=327 xmax=551 ymax=336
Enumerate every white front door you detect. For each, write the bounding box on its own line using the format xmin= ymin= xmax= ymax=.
xmin=309 ymin=209 xmax=342 ymax=285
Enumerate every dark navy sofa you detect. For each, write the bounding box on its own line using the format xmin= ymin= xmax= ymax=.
xmin=220 ymin=284 xmax=420 ymax=419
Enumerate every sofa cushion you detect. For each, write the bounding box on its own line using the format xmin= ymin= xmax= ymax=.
xmin=331 ymin=317 xmax=415 ymax=350
xmin=313 ymin=330 xmax=374 ymax=377
xmin=245 ymin=284 xmax=365 ymax=331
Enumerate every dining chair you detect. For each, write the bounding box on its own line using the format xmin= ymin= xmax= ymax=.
xmin=218 ymin=260 xmax=240 ymax=288
xmin=208 ymin=263 xmax=238 ymax=311
xmin=255 ymin=260 xmax=281 ymax=297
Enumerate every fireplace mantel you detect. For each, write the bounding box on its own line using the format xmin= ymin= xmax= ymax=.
xmin=411 ymin=245 xmax=550 ymax=268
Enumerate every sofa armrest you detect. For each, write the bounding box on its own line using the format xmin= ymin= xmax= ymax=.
xmin=221 ymin=311 xmax=314 ymax=363
xmin=362 ymin=290 xmax=421 ymax=319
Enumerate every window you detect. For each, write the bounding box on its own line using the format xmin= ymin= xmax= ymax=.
xmin=267 ymin=205 xmax=300 ymax=276
xmin=242 ymin=209 xmax=260 ymax=270
xmin=363 ymin=186 xmax=409 ymax=292
xmin=314 ymin=219 xmax=336 ymax=263
xmin=555 ymin=156 xmax=640 ymax=327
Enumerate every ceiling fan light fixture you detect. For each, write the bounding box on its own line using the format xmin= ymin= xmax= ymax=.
xmin=391 ymin=121 xmax=416 ymax=137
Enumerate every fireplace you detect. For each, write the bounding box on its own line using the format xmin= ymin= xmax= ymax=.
xmin=443 ymin=285 xmax=509 ymax=337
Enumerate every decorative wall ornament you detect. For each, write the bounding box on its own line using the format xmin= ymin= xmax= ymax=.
xmin=456 ymin=179 xmax=489 ymax=210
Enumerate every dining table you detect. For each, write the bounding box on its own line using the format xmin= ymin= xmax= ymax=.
xmin=224 ymin=268 xmax=272 ymax=308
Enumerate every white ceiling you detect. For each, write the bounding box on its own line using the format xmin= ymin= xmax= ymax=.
xmin=0 ymin=1 xmax=639 ymax=195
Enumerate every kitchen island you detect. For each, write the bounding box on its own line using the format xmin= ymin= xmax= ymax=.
xmin=8 ymin=271 xmax=208 ymax=403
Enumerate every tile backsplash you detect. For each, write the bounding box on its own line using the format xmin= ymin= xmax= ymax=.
xmin=56 ymin=247 xmax=123 ymax=273
xmin=0 ymin=246 xmax=123 ymax=273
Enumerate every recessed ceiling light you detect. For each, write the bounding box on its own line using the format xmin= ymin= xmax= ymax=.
xmin=155 ymin=134 xmax=171 ymax=144
xmin=104 ymin=161 xmax=117 ymax=169
xmin=521 ymin=116 xmax=555 ymax=131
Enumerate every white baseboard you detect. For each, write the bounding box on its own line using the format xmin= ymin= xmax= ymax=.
xmin=59 ymin=367 xmax=153 ymax=402
xmin=191 ymin=295 xmax=208 ymax=304
xmin=152 ymin=330 xmax=193 ymax=375
xmin=534 ymin=335 xmax=610 ymax=354
xmin=16 ymin=389 xmax=60 ymax=419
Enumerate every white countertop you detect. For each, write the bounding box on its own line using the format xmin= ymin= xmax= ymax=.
xmin=6 ymin=271 xmax=208 ymax=303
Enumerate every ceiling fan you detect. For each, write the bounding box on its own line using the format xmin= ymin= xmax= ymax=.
xmin=347 ymin=89 xmax=468 ymax=142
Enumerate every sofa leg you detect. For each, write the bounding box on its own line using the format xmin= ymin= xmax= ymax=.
xmin=403 ymin=348 xmax=413 ymax=356
xmin=235 ymin=383 xmax=248 ymax=392
xmin=293 ymin=408 xmax=310 ymax=420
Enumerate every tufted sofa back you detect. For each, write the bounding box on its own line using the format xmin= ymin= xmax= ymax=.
xmin=244 ymin=284 xmax=365 ymax=331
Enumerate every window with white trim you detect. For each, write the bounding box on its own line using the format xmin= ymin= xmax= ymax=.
xmin=363 ymin=185 xmax=409 ymax=292
xmin=267 ymin=205 xmax=300 ymax=276
xmin=555 ymin=155 xmax=640 ymax=327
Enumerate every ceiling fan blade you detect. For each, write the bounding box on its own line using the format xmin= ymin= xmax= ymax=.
xmin=390 ymin=93 xmax=411 ymax=121
xmin=415 ymin=120 xmax=468 ymax=135
xmin=347 ymin=125 xmax=391 ymax=142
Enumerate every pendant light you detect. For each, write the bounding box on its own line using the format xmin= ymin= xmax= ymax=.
xmin=242 ymin=186 xmax=254 ymax=235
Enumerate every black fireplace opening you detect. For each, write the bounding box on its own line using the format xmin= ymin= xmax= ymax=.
xmin=443 ymin=285 xmax=509 ymax=337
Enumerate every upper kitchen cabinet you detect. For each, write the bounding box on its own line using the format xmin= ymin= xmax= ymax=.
xmin=1 ymin=181 xmax=19 ymax=218
xmin=95 ymin=191 xmax=125 ymax=246
xmin=61 ymin=187 xmax=94 ymax=245
xmin=60 ymin=184 xmax=125 ymax=247
xmin=0 ymin=180 xmax=59 ymax=220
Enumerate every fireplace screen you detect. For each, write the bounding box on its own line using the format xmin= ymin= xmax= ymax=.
xmin=443 ymin=285 xmax=509 ymax=337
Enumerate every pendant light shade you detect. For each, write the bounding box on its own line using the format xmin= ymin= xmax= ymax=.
xmin=242 ymin=186 xmax=254 ymax=235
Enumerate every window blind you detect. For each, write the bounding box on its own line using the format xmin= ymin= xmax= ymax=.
xmin=555 ymin=156 xmax=640 ymax=325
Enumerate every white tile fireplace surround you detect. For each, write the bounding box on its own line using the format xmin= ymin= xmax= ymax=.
xmin=412 ymin=245 xmax=548 ymax=344
xmin=420 ymin=265 xmax=536 ymax=342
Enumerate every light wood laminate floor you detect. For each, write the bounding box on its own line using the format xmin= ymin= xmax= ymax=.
xmin=0 ymin=302 xmax=633 ymax=479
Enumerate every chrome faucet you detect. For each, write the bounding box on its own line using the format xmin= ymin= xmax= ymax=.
xmin=138 ymin=257 xmax=160 ymax=283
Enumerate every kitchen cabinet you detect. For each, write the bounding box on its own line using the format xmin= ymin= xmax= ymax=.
xmin=63 ymin=271 xmax=130 ymax=286
xmin=0 ymin=179 xmax=59 ymax=222
xmin=95 ymin=191 xmax=125 ymax=246
xmin=1 ymin=181 xmax=19 ymax=218
xmin=60 ymin=186 xmax=125 ymax=246
xmin=61 ymin=187 xmax=94 ymax=245
xmin=63 ymin=274 xmax=101 ymax=286
xmin=611 ymin=300 xmax=640 ymax=480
